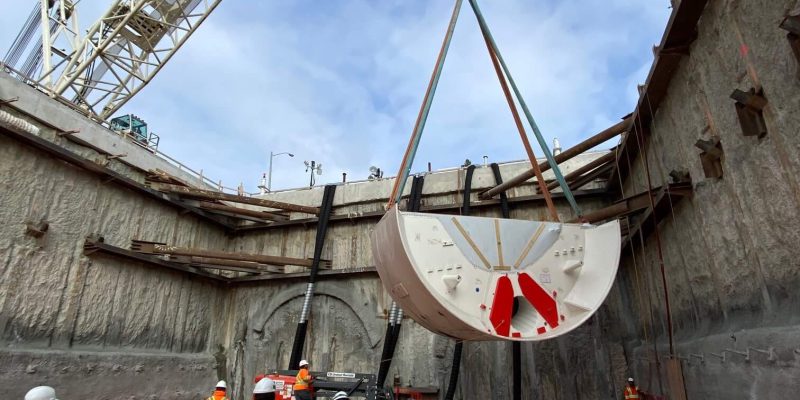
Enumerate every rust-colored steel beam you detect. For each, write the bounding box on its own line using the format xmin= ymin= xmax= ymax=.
xmin=230 ymin=266 xmax=378 ymax=284
xmin=193 ymin=257 xmax=285 ymax=272
xmin=168 ymin=255 xmax=286 ymax=273
xmin=85 ymin=239 xmax=373 ymax=284
xmin=236 ymin=188 xmax=609 ymax=232
xmin=569 ymin=182 xmax=691 ymax=224
xmin=199 ymin=202 xmax=289 ymax=222
xmin=149 ymin=182 xmax=320 ymax=215
xmin=480 ymin=117 xmax=631 ymax=199
xmin=565 ymin=162 xmax=615 ymax=192
xmin=131 ymin=240 xmax=330 ymax=269
xmin=570 ymin=187 xmax=655 ymax=224
xmin=540 ymin=151 xmax=616 ymax=192
xmin=84 ymin=238 xmax=227 ymax=282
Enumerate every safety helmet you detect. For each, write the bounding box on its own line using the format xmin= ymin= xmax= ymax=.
xmin=299 ymin=359 xmax=309 ymax=367
xmin=627 ymin=377 xmax=634 ymax=383
xmin=216 ymin=380 xmax=227 ymax=389
xmin=332 ymin=391 xmax=350 ymax=400
xmin=25 ymin=386 xmax=58 ymax=400
xmin=253 ymin=377 xmax=276 ymax=394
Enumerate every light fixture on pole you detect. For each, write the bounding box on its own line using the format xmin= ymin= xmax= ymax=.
xmin=266 ymin=151 xmax=294 ymax=193
xmin=304 ymin=160 xmax=323 ymax=187
xmin=368 ymin=166 xmax=384 ymax=180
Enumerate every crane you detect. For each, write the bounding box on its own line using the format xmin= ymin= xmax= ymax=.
xmin=3 ymin=0 xmax=221 ymax=120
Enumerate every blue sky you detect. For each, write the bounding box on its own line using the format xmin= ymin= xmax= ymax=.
xmin=1 ymin=0 xmax=671 ymax=192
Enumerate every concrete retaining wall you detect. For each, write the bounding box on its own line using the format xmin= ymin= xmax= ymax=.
xmin=610 ymin=0 xmax=800 ymax=398
xmin=0 ymin=131 xmax=230 ymax=399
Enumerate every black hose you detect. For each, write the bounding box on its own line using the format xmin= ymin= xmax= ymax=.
xmin=512 ymin=341 xmax=521 ymax=400
xmin=377 ymin=175 xmax=424 ymax=387
xmin=443 ymin=341 xmax=463 ymax=400
xmin=443 ymin=165 xmax=475 ymax=400
xmin=461 ymin=165 xmax=476 ymax=215
xmin=288 ymin=184 xmax=337 ymax=369
xmin=489 ymin=163 xmax=510 ymax=219
xmin=376 ymin=304 xmax=396 ymax=387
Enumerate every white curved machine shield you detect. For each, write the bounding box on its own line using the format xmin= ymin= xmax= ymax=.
xmin=371 ymin=207 xmax=621 ymax=341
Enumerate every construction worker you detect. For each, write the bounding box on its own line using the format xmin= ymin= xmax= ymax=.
xmin=294 ymin=359 xmax=314 ymax=400
xmin=624 ymin=377 xmax=640 ymax=400
xmin=332 ymin=391 xmax=350 ymax=400
xmin=25 ymin=386 xmax=58 ymax=400
xmin=253 ymin=376 xmax=277 ymax=400
xmin=207 ymin=380 xmax=229 ymax=400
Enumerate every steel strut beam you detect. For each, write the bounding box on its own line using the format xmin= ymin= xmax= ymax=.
xmin=481 ymin=117 xmax=631 ymax=199
xmin=130 ymin=240 xmax=327 ymax=268
xmin=539 ymin=151 xmax=617 ymax=192
xmin=149 ymin=182 xmax=320 ymax=214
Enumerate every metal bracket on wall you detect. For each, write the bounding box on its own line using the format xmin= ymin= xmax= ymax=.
xmin=688 ymin=353 xmax=705 ymax=365
xmin=695 ymin=137 xmax=724 ymax=179
xmin=730 ymin=88 xmax=768 ymax=138
xmin=780 ymin=11 xmax=800 ymax=77
xmin=25 ymin=220 xmax=49 ymax=238
xmin=56 ymin=129 xmax=80 ymax=137
xmin=707 ymin=352 xmax=726 ymax=363
xmin=668 ymin=169 xmax=691 ymax=184
xmin=0 ymin=97 xmax=19 ymax=105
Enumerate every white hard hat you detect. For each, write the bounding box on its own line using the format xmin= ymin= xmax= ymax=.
xmin=216 ymin=380 xmax=227 ymax=389
xmin=299 ymin=359 xmax=309 ymax=367
xmin=25 ymin=386 xmax=58 ymax=400
xmin=332 ymin=391 xmax=350 ymax=400
xmin=628 ymin=377 xmax=634 ymax=382
xmin=253 ymin=377 xmax=276 ymax=394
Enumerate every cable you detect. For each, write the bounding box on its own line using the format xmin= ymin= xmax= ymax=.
xmin=479 ymin=26 xmax=558 ymax=221
xmin=632 ymin=99 xmax=674 ymax=356
xmin=468 ymin=0 xmax=582 ymax=217
xmin=388 ymin=0 xmax=464 ymax=208
xmin=4 ymin=3 xmax=42 ymax=67
xmin=288 ymin=185 xmax=337 ymax=369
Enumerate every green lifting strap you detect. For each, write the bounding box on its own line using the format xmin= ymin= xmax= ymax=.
xmin=393 ymin=0 xmax=464 ymax=206
xmin=468 ymin=0 xmax=583 ymax=217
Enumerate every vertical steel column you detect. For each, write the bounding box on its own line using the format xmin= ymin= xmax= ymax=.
xmin=288 ymin=184 xmax=337 ymax=369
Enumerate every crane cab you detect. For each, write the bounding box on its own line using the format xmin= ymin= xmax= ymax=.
xmin=109 ymin=114 xmax=159 ymax=150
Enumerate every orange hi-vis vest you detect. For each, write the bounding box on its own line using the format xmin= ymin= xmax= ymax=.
xmin=624 ymin=385 xmax=640 ymax=400
xmin=295 ymin=368 xmax=311 ymax=390
xmin=207 ymin=390 xmax=228 ymax=400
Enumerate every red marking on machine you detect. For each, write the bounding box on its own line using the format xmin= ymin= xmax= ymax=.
xmin=489 ymin=275 xmax=514 ymax=337
xmin=537 ymin=327 xmax=546 ymax=335
xmin=518 ymin=272 xmax=560 ymax=329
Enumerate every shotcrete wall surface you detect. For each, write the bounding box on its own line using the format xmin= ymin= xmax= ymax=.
xmin=0 ymin=127 xmax=231 ymax=398
xmin=607 ymin=1 xmax=800 ymax=399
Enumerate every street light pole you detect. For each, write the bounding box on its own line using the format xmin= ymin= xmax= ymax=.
xmin=268 ymin=151 xmax=294 ymax=192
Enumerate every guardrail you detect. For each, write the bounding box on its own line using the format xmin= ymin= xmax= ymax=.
xmin=1 ymin=61 xmax=255 ymax=195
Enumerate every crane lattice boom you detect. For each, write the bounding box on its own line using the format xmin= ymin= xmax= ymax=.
xmin=4 ymin=0 xmax=221 ymax=120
